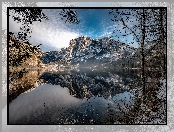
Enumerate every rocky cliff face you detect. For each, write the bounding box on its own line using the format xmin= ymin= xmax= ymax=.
xmin=9 ymin=33 xmax=45 ymax=67
xmin=41 ymin=36 xmax=138 ymax=67
xmin=69 ymin=36 xmax=137 ymax=64
xmin=40 ymin=51 xmax=60 ymax=64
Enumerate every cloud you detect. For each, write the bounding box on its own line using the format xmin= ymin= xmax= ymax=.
xmin=29 ymin=20 xmax=80 ymax=51
xmin=7 ymin=8 xmax=140 ymax=51
xmin=8 ymin=9 xmax=80 ymax=52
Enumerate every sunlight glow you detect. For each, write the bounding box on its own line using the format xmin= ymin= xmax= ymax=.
xmin=49 ymin=31 xmax=80 ymax=49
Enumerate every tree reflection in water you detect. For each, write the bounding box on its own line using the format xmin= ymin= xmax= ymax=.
xmin=39 ymin=68 xmax=139 ymax=99
xmin=8 ymin=67 xmax=166 ymax=124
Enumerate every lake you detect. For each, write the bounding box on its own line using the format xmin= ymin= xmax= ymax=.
xmin=8 ymin=67 xmax=165 ymax=124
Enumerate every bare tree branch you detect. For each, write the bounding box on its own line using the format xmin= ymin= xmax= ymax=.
xmin=120 ymin=18 xmax=141 ymax=43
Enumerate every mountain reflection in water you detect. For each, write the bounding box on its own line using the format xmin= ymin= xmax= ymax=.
xmin=9 ymin=68 xmax=141 ymax=124
xmin=39 ymin=68 xmax=139 ymax=99
xmin=9 ymin=68 xmax=46 ymax=104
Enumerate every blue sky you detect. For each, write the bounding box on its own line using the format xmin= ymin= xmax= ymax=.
xmin=60 ymin=9 xmax=139 ymax=46
xmin=9 ymin=8 xmax=139 ymax=52
xmin=74 ymin=9 xmax=112 ymax=38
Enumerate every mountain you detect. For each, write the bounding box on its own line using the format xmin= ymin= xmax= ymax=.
xmin=41 ymin=36 xmax=138 ymax=67
xmin=40 ymin=51 xmax=60 ymax=64
xmin=9 ymin=33 xmax=45 ymax=68
xmin=69 ymin=36 xmax=137 ymax=64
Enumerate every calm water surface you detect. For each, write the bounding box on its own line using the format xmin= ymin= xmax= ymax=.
xmin=9 ymin=68 xmax=141 ymax=124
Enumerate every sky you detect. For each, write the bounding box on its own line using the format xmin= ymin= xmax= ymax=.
xmin=8 ymin=8 xmax=140 ymax=52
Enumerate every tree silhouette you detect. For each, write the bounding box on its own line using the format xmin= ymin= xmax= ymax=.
xmin=109 ymin=8 xmax=166 ymax=100
xmin=9 ymin=8 xmax=80 ymax=43
xmin=9 ymin=8 xmax=49 ymax=43
xmin=59 ymin=9 xmax=80 ymax=24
